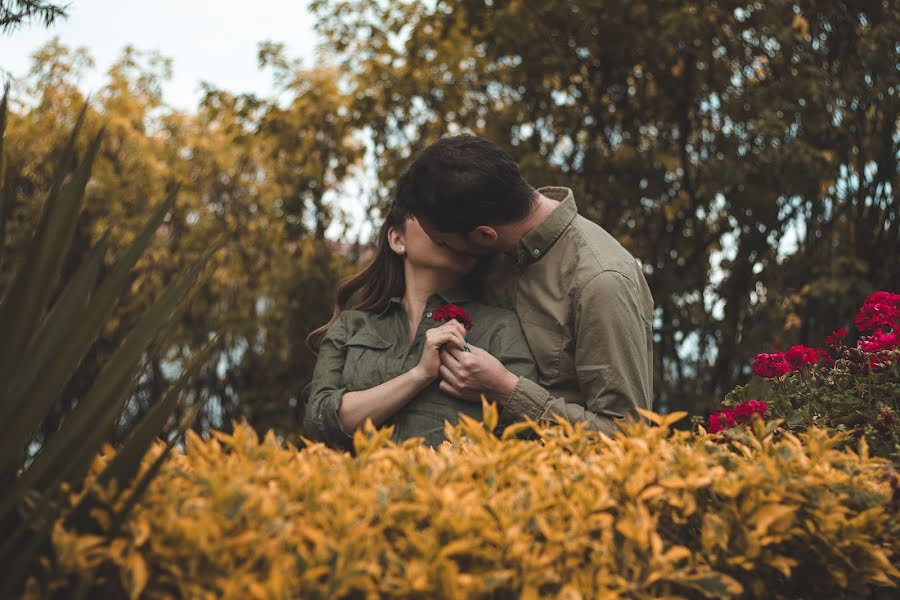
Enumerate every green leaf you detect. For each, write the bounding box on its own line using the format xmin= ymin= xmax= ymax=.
xmin=102 ymin=336 xmax=219 ymax=488
xmin=0 ymin=121 xmax=100 ymax=386
xmin=0 ymin=193 xmax=175 ymax=480
xmin=0 ymin=243 xmax=216 ymax=522
xmin=1 ymin=235 xmax=108 ymax=419
xmin=111 ymin=398 xmax=208 ymax=533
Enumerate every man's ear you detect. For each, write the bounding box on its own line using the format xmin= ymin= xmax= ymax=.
xmin=387 ymin=226 xmax=406 ymax=255
xmin=468 ymin=226 xmax=499 ymax=246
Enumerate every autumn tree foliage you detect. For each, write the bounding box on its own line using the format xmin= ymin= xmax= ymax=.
xmin=1 ymin=42 xmax=356 ymax=451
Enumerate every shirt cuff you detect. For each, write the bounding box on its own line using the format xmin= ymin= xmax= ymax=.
xmin=329 ymin=390 xmax=355 ymax=439
xmin=503 ymin=377 xmax=551 ymax=421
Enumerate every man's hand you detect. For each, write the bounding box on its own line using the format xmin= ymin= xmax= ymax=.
xmin=438 ymin=343 xmax=520 ymax=404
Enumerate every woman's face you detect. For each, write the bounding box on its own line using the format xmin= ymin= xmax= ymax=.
xmin=390 ymin=217 xmax=477 ymax=276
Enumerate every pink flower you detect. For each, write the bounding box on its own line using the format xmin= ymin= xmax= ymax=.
xmin=854 ymin=291 xmax=900 ymax=333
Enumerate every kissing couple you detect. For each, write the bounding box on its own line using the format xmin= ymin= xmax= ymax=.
xmin=303 ymin=134 xmax=654 ymax=449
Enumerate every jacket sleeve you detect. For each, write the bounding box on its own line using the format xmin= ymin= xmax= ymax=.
xmin=302 ymin=314 xmax=355 ymax=450
xmin=488 ymin=312 xmax=539 ymax=382
xmin=502 ymin=270 xmax=654 ymax=435
xmin=486 ymin=311 xmax=539 ymax=435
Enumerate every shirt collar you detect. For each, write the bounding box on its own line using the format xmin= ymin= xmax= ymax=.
xmin=434 ymin=286 xmax=476 ymax=306
xmin=376 ymin=286 xmax=476 ymax=318
xmin=516 ymin=186 xmax=578 ymax=265
xmin=376 ymin=296 xmax=404 ymax=318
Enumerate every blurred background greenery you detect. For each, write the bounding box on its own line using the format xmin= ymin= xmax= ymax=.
xmin=2 ymin=0 xmax=897 ymax=449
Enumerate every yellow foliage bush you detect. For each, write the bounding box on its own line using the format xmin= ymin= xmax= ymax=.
xmin=33 ymin=407 xmax=900 ymax=599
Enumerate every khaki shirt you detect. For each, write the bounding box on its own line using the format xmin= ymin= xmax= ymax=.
xmin=485 ymin=187 xmax=654 ymax=434
xmin=303 ymin=288 xmax=538 ymax=449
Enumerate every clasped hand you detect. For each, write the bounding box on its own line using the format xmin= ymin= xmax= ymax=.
xmin=414 ymin=320 xmax=518 ymax=404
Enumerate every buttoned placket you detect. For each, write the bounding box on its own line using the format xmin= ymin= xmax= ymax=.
xmin=393 ymin=296 xmax=448 ymax=371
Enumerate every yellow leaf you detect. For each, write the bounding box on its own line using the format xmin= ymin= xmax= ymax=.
xmin=754 ymin=504 xmax=797 ymax=536
xmin=127 ymin=553 xmax=148 ymax=600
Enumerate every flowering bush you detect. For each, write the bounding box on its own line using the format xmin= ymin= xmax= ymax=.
xmin=31 ymin=407 xmax=900 ymax=599
xmin=721 ymin=291 xmax=900 ymax=463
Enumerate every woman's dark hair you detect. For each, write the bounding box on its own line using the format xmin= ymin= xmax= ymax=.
xmin=306 ymin=202 xmax=410 ymax=351
xmin=395 ymin=134 xmax=535 ymax=234
xmin=307 ymin=199 xmax=489 ymax=352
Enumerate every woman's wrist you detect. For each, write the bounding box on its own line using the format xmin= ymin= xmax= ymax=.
xmin=409 ymin=365 xmax=436 ymax=388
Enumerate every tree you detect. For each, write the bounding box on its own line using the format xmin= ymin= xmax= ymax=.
xmin=0 ymin=0 xmax=68 ymax=33
xmin=310 ymin=0 xmax=899 ymax=415
xmin=2 ymin=40 xmax=358 ymax=447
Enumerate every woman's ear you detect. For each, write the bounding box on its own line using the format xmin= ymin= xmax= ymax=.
xmin=387 ymin=225 xmax=407 ymax=256
xmin=469 ymin=226 xmax=499 ymax=246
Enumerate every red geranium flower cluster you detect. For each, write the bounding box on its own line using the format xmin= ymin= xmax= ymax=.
xmin=854 ymin=291 xmax=900 ymax=333
xmin=708 ymin=400 xmax=768 ymax=434
xmin=824 ymin=328 xmax=847 ymax=348
xmin=752 ymin=291 xmax=900 ymax=379
xmin=432 ymin=303 xmax=473 ymax=331
xmin=752 ymin=344 xmax=825 ymax=378
xmin=854 ymin=291 xmax=900 ymax=356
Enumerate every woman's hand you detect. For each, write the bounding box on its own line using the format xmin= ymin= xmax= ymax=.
xmin=414 ymin=320 xmax=468 ymax=382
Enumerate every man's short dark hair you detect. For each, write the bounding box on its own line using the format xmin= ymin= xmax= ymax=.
xmin=394 ymin=134 xmax=535 ymax=234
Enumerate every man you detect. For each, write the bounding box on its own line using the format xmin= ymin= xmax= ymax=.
xmin=394 ymin=134 xmax=654 ymax=435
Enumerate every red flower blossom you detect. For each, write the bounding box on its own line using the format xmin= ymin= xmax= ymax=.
xmin=752 ymin=353 xmax=793 ymax=378
xmin=708 ymin=400 xmax=767 ymax=433
xmin=824 ymin=328 xmax=847 ymax=347
xmin=858 ymin=329 xmax=900 ymax=353
xmin=854 ymin=291 xmax=900 ymax=333
xmin=708 ymin=409 xmax=735 ymax=434
xmin=785 ymin=344 xmax=819 ymax=369
xmin=733 ymin=400 xmax=768 ymax=422
xmin=815 ymin=347 xmax=835 ymax=367
xmin=754 ymin=344 xmax=832 ymax=378
xmin=432 ymin=303 xmax=473 ymax=331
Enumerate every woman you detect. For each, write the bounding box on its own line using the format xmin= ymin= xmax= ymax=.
xmin=303 ymin=202 xmax=537 ymax=449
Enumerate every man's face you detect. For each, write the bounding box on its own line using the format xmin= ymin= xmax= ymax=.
xmin=415 ymin=215 xmax=497 ymax=257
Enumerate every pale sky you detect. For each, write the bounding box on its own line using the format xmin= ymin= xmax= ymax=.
xmin=1 ymin=0 xmax=319 ymax=110
xmin=0 ymin=1 xmax=374 ymax=240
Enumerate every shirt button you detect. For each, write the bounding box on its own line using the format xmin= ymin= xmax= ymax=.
xmin=532 ymin=248 xmax=540 ymax=256
xmin=425 ymin=311 xmax=433 ymax=318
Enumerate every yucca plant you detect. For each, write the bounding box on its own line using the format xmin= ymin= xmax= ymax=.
xmin=0 ymin=85 xmax=220 ymax=597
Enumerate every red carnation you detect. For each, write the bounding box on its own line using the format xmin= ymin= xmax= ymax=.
xmin=432 ymin=303 xmax=473 ymax=331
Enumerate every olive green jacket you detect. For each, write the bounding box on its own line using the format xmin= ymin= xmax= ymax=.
xmin=484 ymin=186 xmax=655 ymax=435
xmin=303 ymin=288 xmax=538 ymax=449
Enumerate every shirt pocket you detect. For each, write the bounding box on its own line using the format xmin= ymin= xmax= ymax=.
xmin=517 ymin=307 xmax=565 ymax=383
xmin=341 ymin=330 xmax=393 ymax=391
